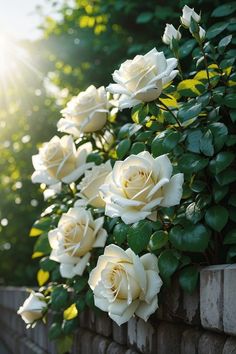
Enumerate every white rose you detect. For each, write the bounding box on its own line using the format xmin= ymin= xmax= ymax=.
xmin=100 ymin=151 xmax=184 ymax=224
xmin=48 ymin=207 xmax=107 ymax=278
xmin=181 ymin=5 xmax=201 ymax=28
xmin=17 ymin=292 xmax=47 ymax=325
xmin=89 ymin=244 xmax=163 ymax=326
xmin=57 ymin=85 xmax=108 ymax=137
xmin=76 ymin=161 xmax=112 ymax=208
xmin=31 ymin=135 xmax=93 ymax=186
xmin=198 ymin=26 xmax=206 ymax=40
xmin=162 ymin=24 xmax=181 ymax=45
xmin=107 ymin=48 xmax=178 ymax=109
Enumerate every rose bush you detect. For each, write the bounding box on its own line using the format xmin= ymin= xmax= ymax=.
xmin=48 ymin=207 xmax=107 ymax=278
xmin=107 ymin=48 xmax=178 ymax=109
xmin=88 ymin=244 xmax=162 ymax=325
xmin=57 ymin=85 xmax=108 ymax=137
xmin=18 ymin=4 xmax=236 ymax=351
xmin=31 ymin=135 xmax=93 ymax=186
xmin=101 ymin=151 xmax=184 ymax=224
xmin=17 ymin=292 xmax=47 ymax=325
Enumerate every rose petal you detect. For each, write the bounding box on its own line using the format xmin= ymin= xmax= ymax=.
xmin=160 ymin=173 xmax=184 ymax=207
xmin=135 ymin=295 xmax=158 ymax=322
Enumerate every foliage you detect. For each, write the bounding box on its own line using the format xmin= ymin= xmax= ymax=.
xmin=16 ymin=2 xmax=236 ymax=351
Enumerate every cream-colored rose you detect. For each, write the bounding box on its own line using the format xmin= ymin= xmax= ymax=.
xmin=89 ymin=244 xmax=163 ymax=325
xmin=162 ymin=24 xmax=181 ymax=45
xmin=107 ymin=48 xmax=178 ymax=109
xmin=48 ymin=207 xmax=107 ymax=278
xmin=17 ymin=292 xmax=47 ymax=325
xmin=198 ymin=26 xmax=206 ymax=40
xmin=57 ymin=85 xmax=108 ymax=137
xmin=180 ymin=5 xmax=201 ymax=28
xmin=100 ymin=151 xmax=184 ymax=224
xmin=76 ymin=161 xmax=112 ymax=208
xmin=32 ymin=135 xmax=93 ymax=186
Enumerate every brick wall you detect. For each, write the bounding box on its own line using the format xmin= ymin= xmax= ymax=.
xmin=0 ymin=265 xmax=236 ymax=354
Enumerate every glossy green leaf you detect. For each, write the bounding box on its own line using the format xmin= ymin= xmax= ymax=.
xmin=224 ymin=94 xmax=236 ymax=108
xmin=178 ymin=102 xmax=202 ymax=122
xmin=186 ymin=202 xmax=203 ymax=224
xmin=169 ymin=224 xmax=210 ymax=252
xmin=51 ymin=287 xmax=69 ymax=311
xmin=33 ymin=233 xmax=51 ymax=254
xmin=209 ymin=122 xmax=228 ymax=151
xmin=211 ymin=2 xmax=236 ymax=17
xmin=218 ymin=35 xmax=232 ymax=54
xmin=136 ymin=12 xmax=153 ymax=23
xmin=215 ymin=168 xmax=236 ymax=186
xmin=209 ymin=152 xmax=235 ymax=174
xmin=205 ymin=206 xmax=229 ymax=232
xmin=177 ymin=79 xmax=205 ymax=98
xmin=212 ymin=183 xmax=229 ymax=203
xmin=149 ymin=230 xmax=168 ymax=251
xmin=200 ymin=130 xmax=214 ymax=157
xmin=179 ymin=266 xmax=199 ymax=293
xmin=158 ymin=250 xmax=179 ymax=282
xmin=128 ymin=220 xmax=152 ymax=254
xmin=130 ymin=142 xmax=146 ymax=154
xmin=224 ymin=229 xmax=236 ymax=245
xmin=113 ymin=223 xmax=129 ymax=245
xmin=179 ymin=39 xmax=196 ymax=58
xmin=116 ymin=139 xmax=131 ymax=159
xmin=207 ymin=22 xmax=228 ymax=39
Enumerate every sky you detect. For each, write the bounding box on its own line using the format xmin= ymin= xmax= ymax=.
xmin=0 ymin=0 xmax=59 ymax=40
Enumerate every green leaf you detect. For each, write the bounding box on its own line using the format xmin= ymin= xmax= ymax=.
xmin=224 ymin=229 xmax=236 ymax=245
xmin=169 ymin=224 xmax=210 ymax=252
xmin=158 ymin=250 xmax=179 ymax=282
xmin=73 ymin=276 xmax=87 ymax=293
xmin=130 ymin=142 xmax=146 ymax=155
xmin=209 ymin=122 xmax=228 ymax=151
xmin=136 ymin=12 xmax=153 ymax=24
xmin=205 ymin=206 xmax=229 ymax=231
xmin=178 ymin=102 xmax=202 ymax=122
xmin=163 ymin=131 xmax=181 ymax=152
xmin=224 ymin=94 xmax=236 ymax=108
xmin=127 ymin=220 xmax=152 ymax=254
xmin=62 ymin=318 xmax=78 ymax=335
xmin=179 ymin=39 xmax=196 ymax=58
xmin=56 ymin=335 xmax=73 ymax=354
xmin=229 ymin=194 xmax=236 ymax=207
xmin=179 ymin=153 xmax=209 ymax=173
xmin=218 ymin=35 xmax=232 ymax=54
xmin=212 ymin=2 xmax=236 ymax=17
xmin=49 ymin=322 xmax=62 ymax=340
xmin=149 ymin=231 xmax=168 ymax=251
xmin=185 ymin=202 xmax=203 ymax=224
xmin=230 ymin=110 xmax=236 ymax=123
xmin=190 ymin=180 xmax=206 ymax=193
xmin=215 ymin=168 xmax=236 ymax=186
xmin=151 ymin=135 xmax=166 ymax=157
xmin=148 ymin=102 xmax=160 ymax=116
xmin=116 ymin=139 xmax=131 ymax=159
xmin=207 ymin=22 xmax=228 ymax=39
xmin=118 ymin=123 xmax=141 ymax=139
xmin=87 ymin=152 xmax=103 ymax=165
xmin=212 ymin=183 xmax=229 ymax=203
xmin=136 ymin=131 xmax=153 ymax=142
xmin=34 ymin=233 xmax=51 ymax=254
xmin=179 ymin=266 xmax=199 ymax=293
xmin=209 ymin=152 xmax=235 ymax=174
xmin=200 ymin=130 xmax=214 ymax=157
xmin=40 ymin=257 xmax=57 ymax=271
xmin=177 ymin=79 xmax=205 ymax=98
xmin=227 ymin=245 xmax=236 ymax=262
xmin=113 ymin=223 xmax=129 ymax=245
xmin=85 ymin=289 xmax=95 ymax=307
xmin=186 ymin=130 xmax=203 ymax=153
xmin=51 ymin=287 xmax=69 ymax=311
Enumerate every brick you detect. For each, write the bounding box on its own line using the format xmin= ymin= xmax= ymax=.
xmin=223 ymin=265 xmax=236 ymax=336
xmin=198 ymin=332 xmax=226 ymax=354
xmin=200 ymin=265 xmax=227 ymax=332
xmin=127 ymin=317 xmax=137 ymax=348
xmin=79 ymin=329 xmax=95 ymax=354
xmin=161 ymin=277 xmax=183 ymax=322
xmin=113 ymin=322 xmax=127 ymax=345
xmin=92 ymin=335 xmax=110 ymax=354
xmin=79 ymin=308 xmax=89 ymax=329
xmin=182 ymin=287 xmax=200 ymax=325
xmin=181 ymin=329 xmax=202 ymax=354
xmin=87 ymin=308 xmax=96 ymax=331
xmin=106 ymin=342 xmax=126 ymax=354
xmin=95 ymin=311 xmax=112 ymax=337
xmin=125 ymin=350 xmax=140 ymax=354
xmin=157 ymin=322 xmax=186 ymax=354
xmin=223 ymin=337 xmax=236 ymax=354
xmin=136 ymin=319 xmax=156 ymax=354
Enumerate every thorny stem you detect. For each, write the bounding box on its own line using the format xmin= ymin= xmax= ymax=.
xmin=157 ymin=99 xmax=183 ymax=130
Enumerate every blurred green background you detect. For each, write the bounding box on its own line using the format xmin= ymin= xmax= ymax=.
xmin=0 ymin=0 xmax=227 ymax=285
